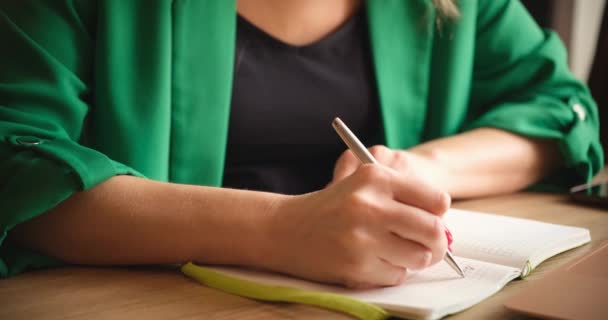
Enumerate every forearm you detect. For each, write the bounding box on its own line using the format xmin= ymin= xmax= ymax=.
xmin=409 ymin=128 xmax=561 ymax=199
xmin=8 ymin=175 xmax=281 ymax=267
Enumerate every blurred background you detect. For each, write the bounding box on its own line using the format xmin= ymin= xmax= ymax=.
xmin=521 ymin=0 xmax=607 ymax=165
xmin=522 ymin=0 xmax=605 ymax=81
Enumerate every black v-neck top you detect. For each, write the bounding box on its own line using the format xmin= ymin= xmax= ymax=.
xmin=222 ymin=9 xmax=381 ymax=195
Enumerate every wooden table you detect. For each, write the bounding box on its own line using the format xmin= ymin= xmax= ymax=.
xmin=1 ymin=192 xmax=607 ymax=320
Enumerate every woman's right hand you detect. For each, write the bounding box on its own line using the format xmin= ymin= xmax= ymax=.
xmin=257 ymin=164 xmax=450 ymax=288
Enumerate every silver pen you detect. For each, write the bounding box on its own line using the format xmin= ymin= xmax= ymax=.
xmin=332 ymin=117 xmax=465 ymax=278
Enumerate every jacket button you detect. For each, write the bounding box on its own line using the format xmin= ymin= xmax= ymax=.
xmin=572 ymin=103 xmax=586 ymax=121
xmin=15 ymin=136 xmax=43 ymax=146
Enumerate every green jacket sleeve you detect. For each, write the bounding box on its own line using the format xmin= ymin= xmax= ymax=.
xmin=0 ymin=1 xmax=143 ymax=277
xmin=464 ymin=0 xmax=604 ymax=187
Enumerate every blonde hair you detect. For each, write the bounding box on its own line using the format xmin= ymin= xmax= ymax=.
xmin=432 ymin=0 xmax=460 ymax=19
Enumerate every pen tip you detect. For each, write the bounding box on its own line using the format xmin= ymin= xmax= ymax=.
xmin=445 ymin=252 xmax=466 ymax=278
xmin=455 ymin=263 xmax=466 ymax=278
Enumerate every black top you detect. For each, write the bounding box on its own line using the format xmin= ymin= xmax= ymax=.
xmin=222 ymin=9 xmax=381 ymax=195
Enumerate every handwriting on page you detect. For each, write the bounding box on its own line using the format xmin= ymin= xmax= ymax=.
xmin=463 ymin=265 xmax=476 ymax=274
xmin=403 ymin=260 xmax=480 ymax=285
xmin=347 ymin=258 xmax=520 ymax=309
xmin=209 ymin=257 xmax=521 ymax=317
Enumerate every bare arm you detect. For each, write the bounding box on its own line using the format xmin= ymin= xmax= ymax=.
xmin=9 ymin=175 xmax=280 ymax=267
xmin=8 ymin=167 xmax=449 ymax=288
xmin=409 ymin=128 xmax=562 ymax=198
xmin=333 ymin=128 xmax=562 ymax=199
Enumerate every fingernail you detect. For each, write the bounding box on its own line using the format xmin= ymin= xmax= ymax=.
xmin=444 ymin=229 xmax=453 ymax=252
xmin=439 ymin=191 xmax=451 ymax=213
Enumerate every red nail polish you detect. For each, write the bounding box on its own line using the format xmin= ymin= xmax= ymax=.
xmin=445 ymin=229 xmax=453 ymax=252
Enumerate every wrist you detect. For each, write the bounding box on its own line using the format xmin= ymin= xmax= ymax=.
xmin=241 ymin=191 xmax=293 ymax=270
xmin=185 ymin=186 xmax=289 ymax=269
xmin=248 ymin=192 xmax=319 ymax=274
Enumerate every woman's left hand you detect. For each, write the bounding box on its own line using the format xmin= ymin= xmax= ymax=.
xmin=331 ymin=145 xmax=446 ymax=191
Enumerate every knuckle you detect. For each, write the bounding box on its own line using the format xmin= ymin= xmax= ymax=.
xmin=428 ymin=218 xmax=448 ymax=264
xmin=425 ymin=216 xmax=445 ymax=244
xmin=369 ymin=145 xmax=388 ymax=159
xmin=431 ymin=216 xmax=445 ymax=241
xmin=426 ymin=190 xmax=451 ymax=215
xmin=435 ymin=192 xmax=451 ymax=215
xmin=340 ymin=228 xmax=372 ymax=258
xmin=350 ymin=228 xmax=371 ymax=247
xmin=357 ymin=164 xmax=390 ymax=183
xmin=412 ymin=249 xmax=433 ymax=269
xmin=345 ymin=191 xmax=383 ymax=223
xmin=394 ymin=153 xmax=413 ymax=177
xmin=346 ymin=191 xmax=370 ymax=211
xmin=394 ymin=151 xmax=411 ymax=169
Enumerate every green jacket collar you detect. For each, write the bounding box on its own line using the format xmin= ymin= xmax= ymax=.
xmin=367 ymin=0 xmax=435 ymax=149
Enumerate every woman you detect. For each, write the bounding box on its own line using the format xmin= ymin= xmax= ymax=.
xmin=0 ymin=0 xmax=602 ymax=288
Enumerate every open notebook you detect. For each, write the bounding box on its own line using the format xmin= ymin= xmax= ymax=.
xmin=182 ymin=209 xmax=591 ymax=320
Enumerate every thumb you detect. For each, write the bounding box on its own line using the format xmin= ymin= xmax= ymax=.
xmin=329 ymin=150 xmax=361 ymax=186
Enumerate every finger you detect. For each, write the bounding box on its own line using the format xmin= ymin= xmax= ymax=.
xmin=382 ymin=202 xmax=448 ymax=263
xmin=344 ymin=258 xmax=408 ymax=289
xmin=368 ymin=145 xmax=395 ymax=164
xmin=333 ymin=145 xmax=393 ymax=184
xmin=376 ymin=232 xmax=433 ymax=270
xmin=368 ymin=146 xmax=420 ymax=176
xmin=387 ymin=168 xmax=451 ymax=215
xmin=332 ymin=150 xmax=360 ymax=182
xmin=366 ymin=147 xmax=451 ymax=215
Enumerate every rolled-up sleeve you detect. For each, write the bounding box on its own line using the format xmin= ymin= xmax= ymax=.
xmin=463 ymin=0 xmax=603 ymax=187
xmin=0 ymin=1 xmax=143 ymax=277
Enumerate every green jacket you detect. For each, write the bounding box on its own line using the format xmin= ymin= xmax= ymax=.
xmin=0 ymin=0 xmax=603 ymax=277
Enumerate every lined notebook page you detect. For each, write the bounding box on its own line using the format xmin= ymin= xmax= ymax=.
xmin=212 ymin=258 xmax=520 ymax=320
xmin=346 ymin=258 xmax=520 ymax=319
xmin=445 ymin=209 xmax=591 ymax=271
xmin=193 ymin=210 xmax=590 ymax=319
